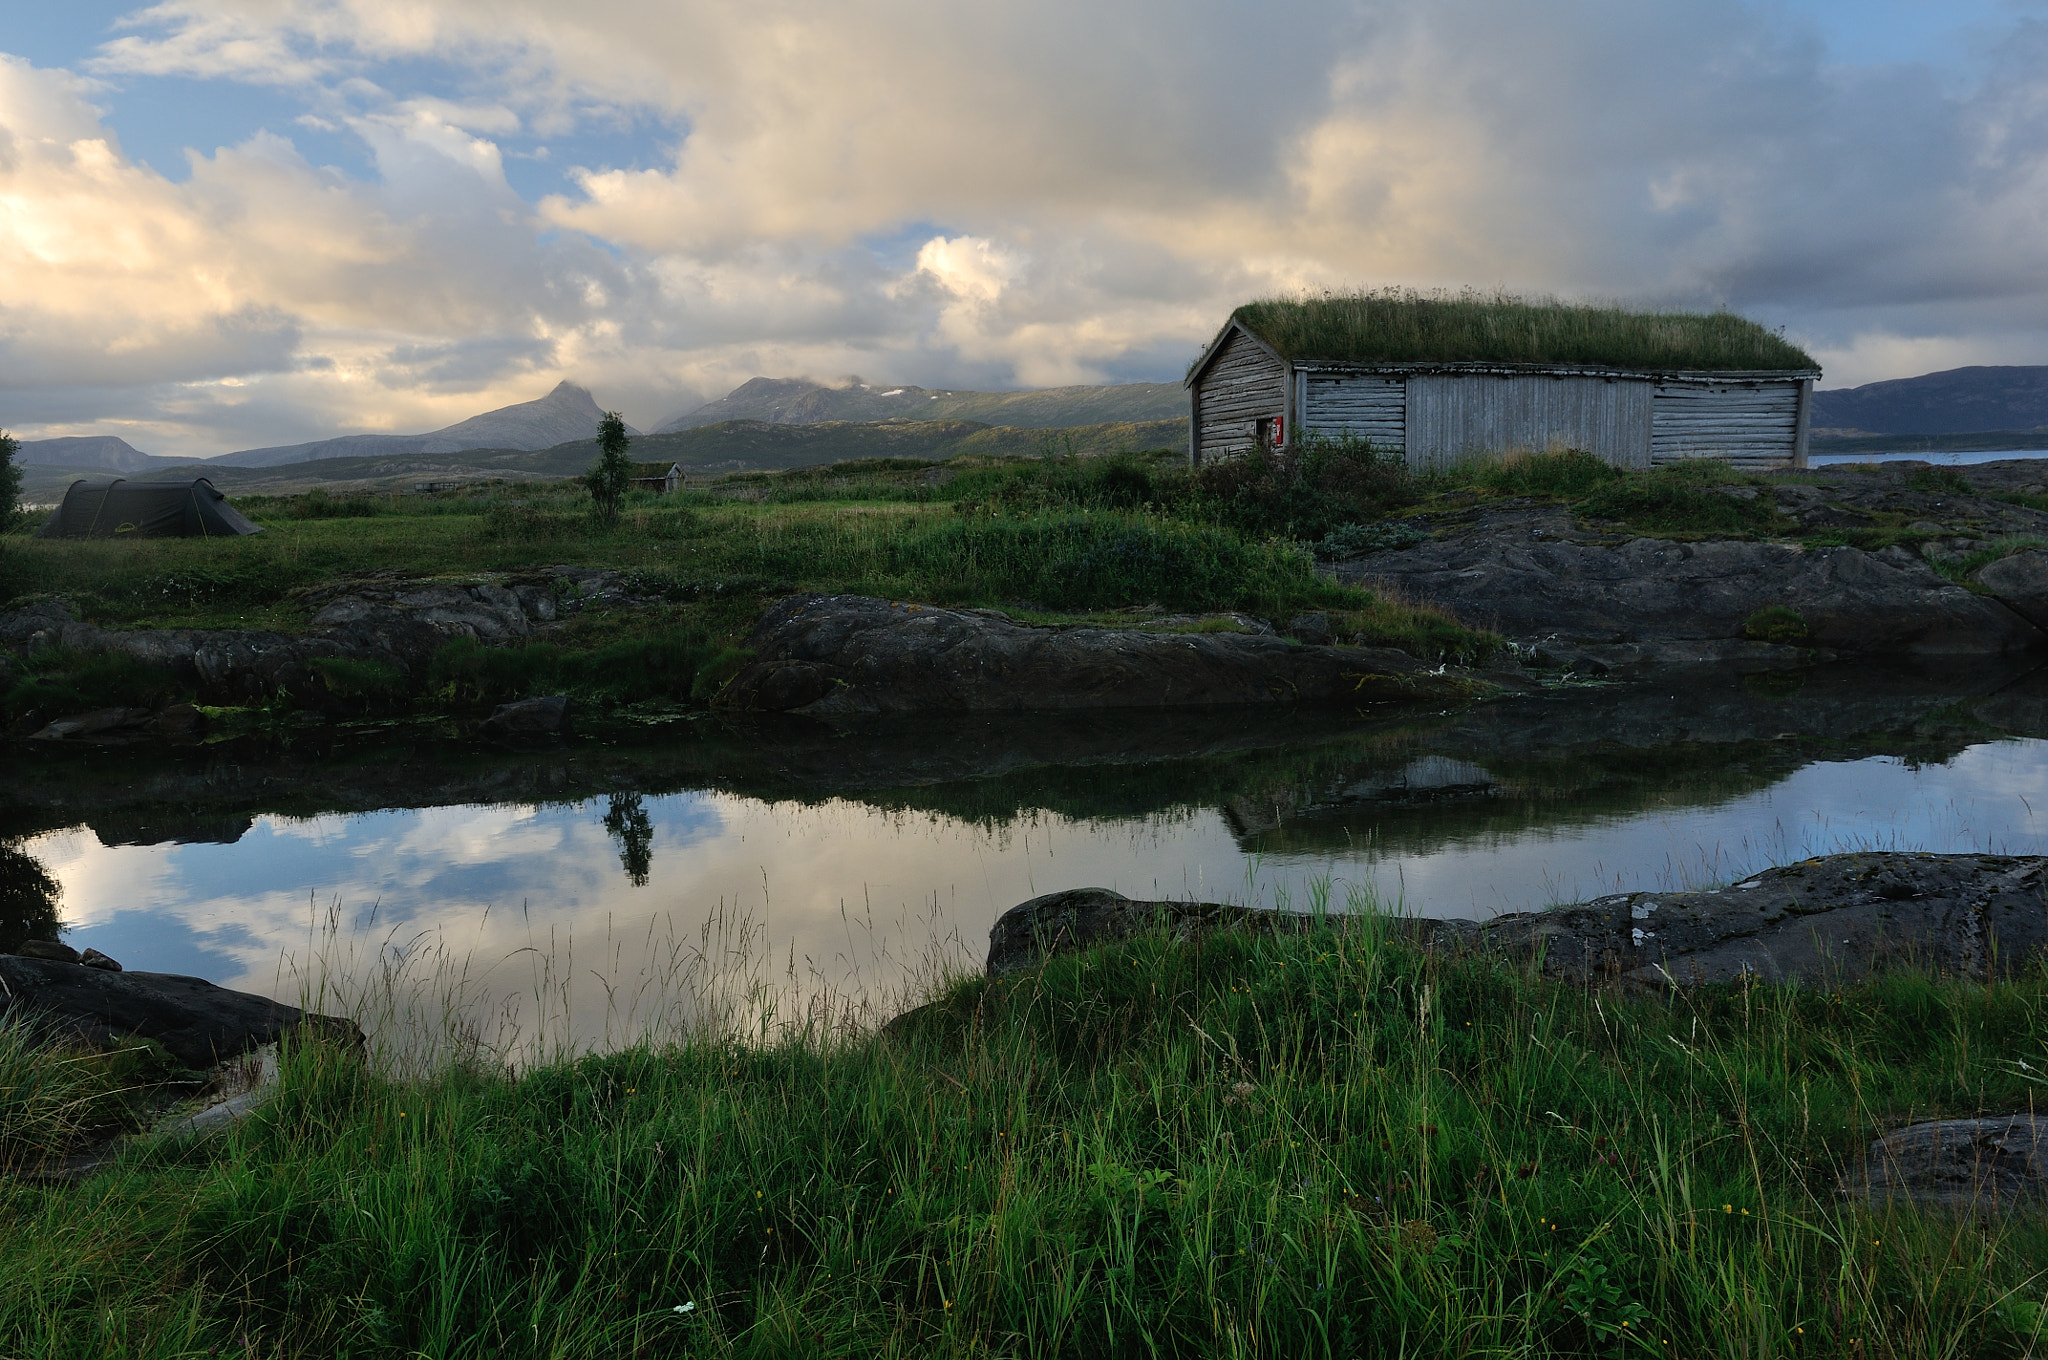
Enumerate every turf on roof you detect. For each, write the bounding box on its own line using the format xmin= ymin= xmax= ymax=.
xmin=1210 ymin=290 xmax=1816 ymax=374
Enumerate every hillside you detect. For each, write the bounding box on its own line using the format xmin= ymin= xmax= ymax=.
xmin=15 ymin=435 xmax=187 ymax=474
xmin=106 ymin=417 xmax=1191 ymax=495
xmin=1811 ymin=365 xmax=2048 ymax=435
xmin=655 ymin=377 xmax=1186 ymax=432
xmin=222 ymin=382 xmax=638 ymax=468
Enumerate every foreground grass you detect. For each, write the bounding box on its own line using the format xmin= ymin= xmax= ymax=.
xmin=3 ymin=919 xmax=2044 ymax=1358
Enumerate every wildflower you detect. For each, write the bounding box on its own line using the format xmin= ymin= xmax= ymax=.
xmin=674 ymin=1302 xmax=696 ymax=1314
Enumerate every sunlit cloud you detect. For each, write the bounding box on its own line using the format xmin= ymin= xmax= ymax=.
xmin=3 ymin=0 xmax=2048 ymax=453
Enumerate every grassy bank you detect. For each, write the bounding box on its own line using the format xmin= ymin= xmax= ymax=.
xmin=1 ymin=451 xmax=1505 ymax=727
xmin=2 ymin=910 xmax=2043 ymax=1357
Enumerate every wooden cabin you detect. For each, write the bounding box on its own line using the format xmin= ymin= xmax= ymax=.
xmin=629 ymin=461 xmax=683 ymax=495
xmin=1186 ymin=294 xmax=1821 ymax=471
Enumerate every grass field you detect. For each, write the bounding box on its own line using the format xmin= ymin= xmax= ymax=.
xmin=0 ymin=448 xmax=1507 ymax=725
xmin=1 ymin=902 xmax=2042 ymax=1358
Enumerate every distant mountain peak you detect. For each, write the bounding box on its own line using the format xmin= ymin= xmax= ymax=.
xmin=1811 ymin=365 xmax=2048 ymax=436
xmin=654 ymin=376 xmax=1185 ymax=433
xmin=222 ymin=380 xmax=636 ymax=467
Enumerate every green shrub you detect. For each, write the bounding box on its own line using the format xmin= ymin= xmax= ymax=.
xmin=1170 ymin=434 xmax=1414 ymax=540
xmin=1741 ymin=605 xmax=1810 ymax=643
xmin=905 ymin=514 xmax=1330 ymax=614
xmin=308 ymin=656 xmax=408 ymax=708
xmin=1466 ymin=447 xmax=1621 ymax=498
xmin=1314 ymin=521 xmax=1428 ymax=559
xmin=1906 ymin=467 xmax=1973 ymax=496
xmin=1 ymin=647 xmax=185 ymax=722
xmin=1576 ymin=462 xmax=1786 ymax=536
xmin=288 ymin=488 xmax=385 ymax=520
xmin=426 ymin=628 xmax=744 ymax=709
xmin=0 ymin=843 xmax=61 ymax=954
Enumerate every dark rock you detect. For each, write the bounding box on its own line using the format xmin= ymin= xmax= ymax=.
xmin=14 ymin=939 xmax=80 ymax=963
xmin=28 ymin=707 xmax=158 ymax=742
xmin=1974 ymin=550 xmax=2048 ymax=631
xmin=0 ymin=956 xmax=362 ymax=1069
xmin=714 ymin=594 xmax=1506 ymax=716
xmin=1339 ymin=536 xmax=2039 ymax=659
xmin=25 ymin=702 xmax=210 ymax=744
xmin=1287 ymin=612 xmax=1334 ymax=646
xmin=79 ymin=948 xmax=121 ymax=972
xmin=985 ymin=852 xmax=2048 ymax=987
xmin=481 ymin=694 xmax=574 ymax=737
xmin=1456 ymin=851 xmax=2048 ymax=987
xmin=1843 ymin=1115 xmax=2046 ymax=1215
xmin=987 ymin=888 xmax=1315 ymax=976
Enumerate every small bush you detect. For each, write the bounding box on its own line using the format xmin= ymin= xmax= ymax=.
xmin=1906 ymin=466 xmax=1973 ymax=496
xmin=1742 ymin=605 xmax=1810 ymax=643
xmin=1466 ymin=447 xmax=1621 ymax=498
xmin=427 ymin=627 xmax=743 ymax=709
xmin=1314 ymin=521 xmax=1428 ymax=559
xmin=289 ymin=488 xmax=384 ymax=520
xmin=2 ymin=646 xmax=185 ymax=723
xmin=308 ymin=656 xmax=408 ymax=709
xmin=0 ymin=842 xmax=61 ymax=954
xmin=1576 ymin=462 xmax=1786 ymax=536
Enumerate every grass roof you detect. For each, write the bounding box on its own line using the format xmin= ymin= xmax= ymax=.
xmin=1211 ymin=289 xmax=1816 ymax=374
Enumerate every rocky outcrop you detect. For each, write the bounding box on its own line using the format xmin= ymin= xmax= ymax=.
xmin=0 ymin=568 xmax=639 ymax=715
xmin=713 ymin=594 xmax=1512 ymax=716
xmin=1338 ymin=535 xmax=2038 ymax=673
xmin=984 ymin=852 xmax=2048 ymax=986
xmin=1973 ymin=550 xmax=2048 ymax=632
xmin=1843 ymin=1115 xmax=2046 ymax=1215
xmin=0 ymin=955 xmax=361 ymax=1069
xmin=481 ymin=694 xmax=573 ymax=737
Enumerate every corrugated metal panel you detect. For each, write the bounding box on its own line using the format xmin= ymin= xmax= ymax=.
xmin=1300 ymin=374 xmax=1404 ymax=450
xmin=1651 ymin=380 xmax=1801 ymax=470
xmin=1193 ymin=328 xmax=1287 ymax=462
xmin=1404 ymin=374 xmax=1653 ymax=469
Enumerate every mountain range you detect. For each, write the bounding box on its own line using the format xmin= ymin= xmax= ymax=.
xmin=1809 ymin=365 xmax=2048 ymax=436
xmin=653 ymin=377 xmax=1186 ymax=431
xmin=18 ymin=364 xmax=2048 ymax=487
xmin=220 ymin=381 xmax=638 ymax=468
xmin=16 ymin=435 xmax=191 ymax=474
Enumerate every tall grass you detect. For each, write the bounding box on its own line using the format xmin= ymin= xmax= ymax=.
xmin=1 ymin=897 xmax=2042 ymax=1357
xmin=1220 ymin=289 xmax=1817 ymax=372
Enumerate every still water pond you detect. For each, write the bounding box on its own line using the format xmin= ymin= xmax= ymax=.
xmin=14 ymin=660 xmax=2048 ymax=1049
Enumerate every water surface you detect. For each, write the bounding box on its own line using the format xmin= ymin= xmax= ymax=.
xmin=14 ymin=660 xmax=2048 ymax=1050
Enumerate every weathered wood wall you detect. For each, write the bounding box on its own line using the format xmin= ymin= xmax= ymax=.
xmin=1299 ymin=373 xmax=1405 ymax=450
xmin=1191 ymin=329 xmax=1287 ymax=463
xmin=1650 ymin=379 xmax=1805 ymax=471
xmin=1405 ymin=374 xmax=1654 ymax=469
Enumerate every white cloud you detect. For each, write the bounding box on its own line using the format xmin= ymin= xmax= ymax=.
xmin=4 ymin=0 xmax=2048 ymax=451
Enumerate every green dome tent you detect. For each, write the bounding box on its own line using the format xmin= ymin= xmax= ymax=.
xmin=35 ymin=477 xmax=263 ymax=539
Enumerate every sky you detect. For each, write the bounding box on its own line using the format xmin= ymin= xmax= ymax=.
xmin=3 ymin=0 xmax=2047 ymax=459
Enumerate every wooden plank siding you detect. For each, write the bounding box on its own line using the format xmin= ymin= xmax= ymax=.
xmin=1188 ymin=309 xmax=1816 ymax=469
xmin=1650 ymin=379 xmax=1803 ymax=471
xmin=1190 ymin=327 xmax=1288 ymax=463
xmin=1298 ymin=372 xmax=1405 ymax=450
xmin=1405 ymin=374 xmax=1653 ymax=470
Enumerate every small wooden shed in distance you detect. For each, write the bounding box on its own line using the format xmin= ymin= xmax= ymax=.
xmin=629 ymin=460 xmax=684 ymax=495
xmin=1186 ymin=292 xmax=1821 ymax=471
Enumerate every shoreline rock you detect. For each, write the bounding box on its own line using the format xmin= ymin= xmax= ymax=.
xmin=0 ymin=954 xmax=361 ymax=1070
xmin=984 ymin=851 xmax=2048 ymax=987
xmin=713 ymin=594 xmax=1519 ymax=715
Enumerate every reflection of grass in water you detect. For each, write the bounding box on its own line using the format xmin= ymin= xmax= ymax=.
xmin=4 ymin=884 xmax=2044 ymax=1355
